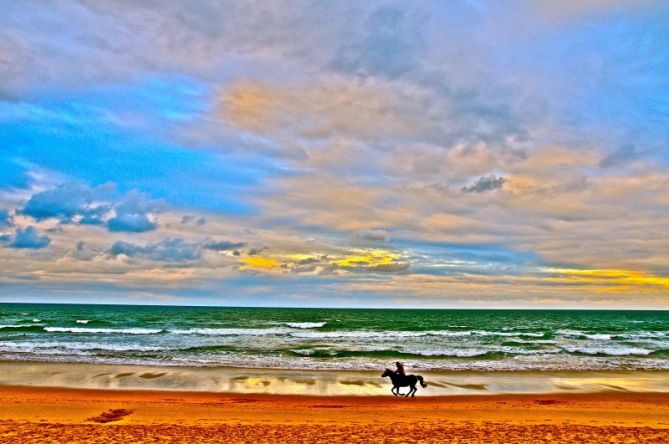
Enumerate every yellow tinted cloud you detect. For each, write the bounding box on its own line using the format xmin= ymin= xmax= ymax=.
xmin=241 ymin=256 xmax=282 ymax=268
xmin=237 ymin=249 xmax=406 ymax=273
xmin=545 ymin=268 xmax=669 ymax=291
xmin=333 ymin=250 xmax=400 ymax=268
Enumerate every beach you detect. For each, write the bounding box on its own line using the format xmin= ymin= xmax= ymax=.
xmin=1 ymin=385 xmax=669 ymax=443
xmin=3 ymin=305 xmax=669 ymax=441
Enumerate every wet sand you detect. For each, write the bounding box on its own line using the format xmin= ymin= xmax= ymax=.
xmin=2 ymin=361 xmax=669 ymax=396
xmin=1 ymin=386 xmax=669 ymax=443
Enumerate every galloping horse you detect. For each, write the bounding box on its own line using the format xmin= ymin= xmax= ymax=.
xmin=381 ymin=368 xmax=427 ymax=397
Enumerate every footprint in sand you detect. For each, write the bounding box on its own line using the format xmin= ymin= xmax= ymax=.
xmin=87 ymin=409 xmax=134 ymax=423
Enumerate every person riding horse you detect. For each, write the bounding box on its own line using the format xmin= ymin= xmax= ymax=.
xmin=382 ymin=363 xmax=427 ymax=397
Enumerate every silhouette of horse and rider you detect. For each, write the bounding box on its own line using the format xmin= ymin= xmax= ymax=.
xmin=381 ymin=361 xmax=427 ymax=397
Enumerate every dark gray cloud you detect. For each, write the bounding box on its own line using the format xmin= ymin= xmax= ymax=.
xmin=1 ymin=226 xmax=51 ymax=249
xmin=599 ymin=143 xmax=644 ymax=168
xmin=19 ymin=183 xmax=163 ymax=233
xmin=70 ymin=240 xmax=97 ymax=261
xmin=353 ymin=228 xmax=390 ymax=242
xmin=108 ymin=237 xmax=245 ymax=262
xmin=247 ymin=246 xmax=267 ymax=256
xmin=0 ymin=209 xmax=13 ymax=228
xmin=203 ymin=240 xmax=246 ymax=251
xmin=106 ymin=191 xmax=162 ymax=233
xmin=109 ymin=238 xmax=201 ymax=262
xmin=181 ymin=215 xmax=207 ymax=226
xmin=331 ymin=6 xmax=420 ymax=78
xmin=107 ymin=213 xmax=157 ymax=233
xmin=19 ymin=183 xmax=113 ymax=223
xmin=367 ymin=261 xmax=410 ymax=272
xmin=180 ymin=215 xmax=195 ymax=224
xmin=462 ymin=175 xmax=506 ymax=193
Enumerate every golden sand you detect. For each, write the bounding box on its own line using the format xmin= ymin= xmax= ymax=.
xmin=1 ymin=386 xmax=668 ymax=443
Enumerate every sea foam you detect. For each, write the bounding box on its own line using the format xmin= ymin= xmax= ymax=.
xmin=284 ymin=322 xmax=326 ymax=329
xmin=44 ymin=327 xmax=163 ymax=335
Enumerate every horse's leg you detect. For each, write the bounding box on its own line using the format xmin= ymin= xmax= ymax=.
xmin=392 ymin=386 xmax=398 ymax=396
xmin=411 ymin=385 xmax=417 ymax=397
xmin=404 ymin=385 xmax=412 ymax=397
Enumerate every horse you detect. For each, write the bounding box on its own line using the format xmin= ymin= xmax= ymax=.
xmin=381 ymin=368 xmax=427 ymax=397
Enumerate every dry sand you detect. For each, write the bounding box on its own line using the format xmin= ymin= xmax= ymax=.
xmin=1 ymin=385 xmax=669 ymax=443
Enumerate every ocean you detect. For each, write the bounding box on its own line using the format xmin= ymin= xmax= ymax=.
xmin=1 ymin=304 xmax=668 ymax=372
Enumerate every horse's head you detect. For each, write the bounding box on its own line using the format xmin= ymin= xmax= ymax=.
xmin=381 ymin=368 xmax=392 ymax=378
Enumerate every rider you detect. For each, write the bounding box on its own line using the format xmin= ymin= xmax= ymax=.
xmin=394 ymin=361 xmax=406 ymax=377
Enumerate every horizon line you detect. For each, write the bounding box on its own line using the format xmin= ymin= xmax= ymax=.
xmin=0 ymin=301 xmax=666 ymax=311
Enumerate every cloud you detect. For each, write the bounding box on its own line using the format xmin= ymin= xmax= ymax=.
xmin=1 ymin=1 xmax=668 ymax=308
xmin=19 ymin=183 xmax=113 ymax=223
xmin=462 ymin=175 xmax=506 ymax=193
xmin=106 ymin=213 xmax=157 ymax=233
xmin=1 ymin=226 xmax=51 ymax=249
xmin=203 ymin=240 xmax=246 ymax=251
xmin=106 ymin=191 xmax=162 ymax=233
xmin=529 ymin=0 xmax=666 ymax=21
xmin=330 ymin=6 xmax=421 ymax=78
xmin=353 ymin=228 xmax=390 ymax=242
xmin=69 ymin=240 xmax=97 ymax=261
xmin=0 ymin=209 xmax=13 ymax=228
xmin=366 ymin=261 xmax=410 ymax=272
xmin=247 ymin=247 xmax=267 ymax=256
xmin=240 ymin=249 xmax=411 ymax=275
xmin=19 ymin=183 xmax=163 ymax=233
xmin=182 ymin=215 xmax=207 ymax=225
xmin=108 ymin=237 xmax=246 ymax=262
xmin=599 ymin=143 xmax=644 ymax=168
xmin=109 ymin=238 xmax=201 ymax=262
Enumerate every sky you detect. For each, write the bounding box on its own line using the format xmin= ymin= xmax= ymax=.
xmin=1 ymin=0 xmax=668 ymax=308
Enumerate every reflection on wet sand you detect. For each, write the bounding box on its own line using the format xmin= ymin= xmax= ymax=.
xmin=1 ymin=361 xmax=669 ymax=396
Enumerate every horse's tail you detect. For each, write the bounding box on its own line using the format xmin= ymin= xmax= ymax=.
xmin=417 ymin=375 xmax=427 ymax=388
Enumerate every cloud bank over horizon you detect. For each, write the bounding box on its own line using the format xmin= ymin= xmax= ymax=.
xmin=1 ymin=0 xmax=668 ymax=308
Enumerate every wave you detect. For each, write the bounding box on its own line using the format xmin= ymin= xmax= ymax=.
xmin=584 ymin=334 xmax=612 ymax=340
xmin=616 ymin=331 xmax=668 ymax=340
xmin=168 ymin=327 xmax=293 ymax=336
xmin=177 ymin=344 xmax=237 ymax=353
xmin=0 ymin=324 xmax=45 ymax=332
xmin=290 ymin=331 xmax=428 ymax=339
xmin=287 ymin=348 xmax=511 ymax=359
xmin=290 ymin=330 xmax=548 ymax=339
xmin=0 ymin=341 xmax=162 ymax=353
xmin=76 ymin=320 xmax=91 ymax=324
xmin=501 ymin=340 xmax=556 ymax=347
xmin=561 ymin=345 xmax=655 ymax=356
xmin=284 ymin=322 xmax=326 ymax=329
xmin=557 ymin=330 xmax=618 ymax=340
xmin=43 ymin=327 xmax=163 ymax=335
xmin=558 ymin=329 xmax=669 ymax=341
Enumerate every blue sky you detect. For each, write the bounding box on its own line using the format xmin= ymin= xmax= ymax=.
xmin=1 ymin=1 xmax=668 ymax=308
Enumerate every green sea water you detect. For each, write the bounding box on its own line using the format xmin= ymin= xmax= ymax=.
xmin=1 ymin=303 xmax=668 ymax=371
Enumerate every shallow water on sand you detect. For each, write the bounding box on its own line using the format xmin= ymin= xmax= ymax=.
xmin=1 ymin=362 xmax=668 ymax=396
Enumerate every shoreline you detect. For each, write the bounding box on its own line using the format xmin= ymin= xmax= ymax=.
xmin=1 ymin=385 xmax=669 ymax=442
xmin=1 ymin=360 xmax=669 ymax=396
